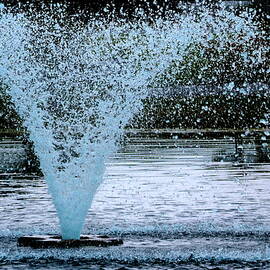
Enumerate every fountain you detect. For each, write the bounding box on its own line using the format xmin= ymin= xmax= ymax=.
xmin=0 ymin=1 xmax=264 ymax=248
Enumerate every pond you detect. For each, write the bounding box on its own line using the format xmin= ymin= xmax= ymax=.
xmin=1 ymin=130 xmax=270 ymax=269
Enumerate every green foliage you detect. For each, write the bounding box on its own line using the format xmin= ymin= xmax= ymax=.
xmin=153 ymin=30 xmax=269 ymax=87
xmin=132 ymin=91 xmax=270 ymax=129
xmin=0 ymin=82 xmax=22 ymax=129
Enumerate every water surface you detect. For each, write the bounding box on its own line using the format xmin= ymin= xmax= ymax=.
xmin=1 ymin=130 xmax=270 ymax=269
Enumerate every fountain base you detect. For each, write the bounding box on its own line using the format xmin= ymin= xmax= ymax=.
xmin=18 ymin=235 xmax=123 ymax=248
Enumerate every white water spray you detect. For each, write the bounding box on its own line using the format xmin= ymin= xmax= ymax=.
xmin=0 ymin=3 xmax=259 ymax=239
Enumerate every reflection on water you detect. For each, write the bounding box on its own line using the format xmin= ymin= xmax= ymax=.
xmin=0 ymin=139 xmax=27 ymax=173
xmin=1 ymin=130 xmax=270 ymax=269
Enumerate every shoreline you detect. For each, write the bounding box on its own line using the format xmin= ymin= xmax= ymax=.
xmin=1 ymin=127 xmax=269 ymax=138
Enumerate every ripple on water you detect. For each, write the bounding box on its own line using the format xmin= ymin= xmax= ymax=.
xmin=1 ymin=134 xmax=270 ymax=269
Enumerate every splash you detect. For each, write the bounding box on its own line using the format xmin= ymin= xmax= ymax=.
xmin=0 ymin=3 xmax=259 ymax=239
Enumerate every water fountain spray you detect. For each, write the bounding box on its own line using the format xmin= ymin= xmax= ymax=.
xmin=0 ymin=2 xmax=259 ymax=246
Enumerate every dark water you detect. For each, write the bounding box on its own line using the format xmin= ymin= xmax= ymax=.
xmin=1 ymin=130 xmax=270 ymax=269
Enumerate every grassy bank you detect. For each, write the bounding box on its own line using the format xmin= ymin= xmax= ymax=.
xmin=0 ymin=129 xmax=24 ymax=137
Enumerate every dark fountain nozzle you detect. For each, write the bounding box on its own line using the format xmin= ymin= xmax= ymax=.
xmin=18 ymin=235 xmax=123 ymax=248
